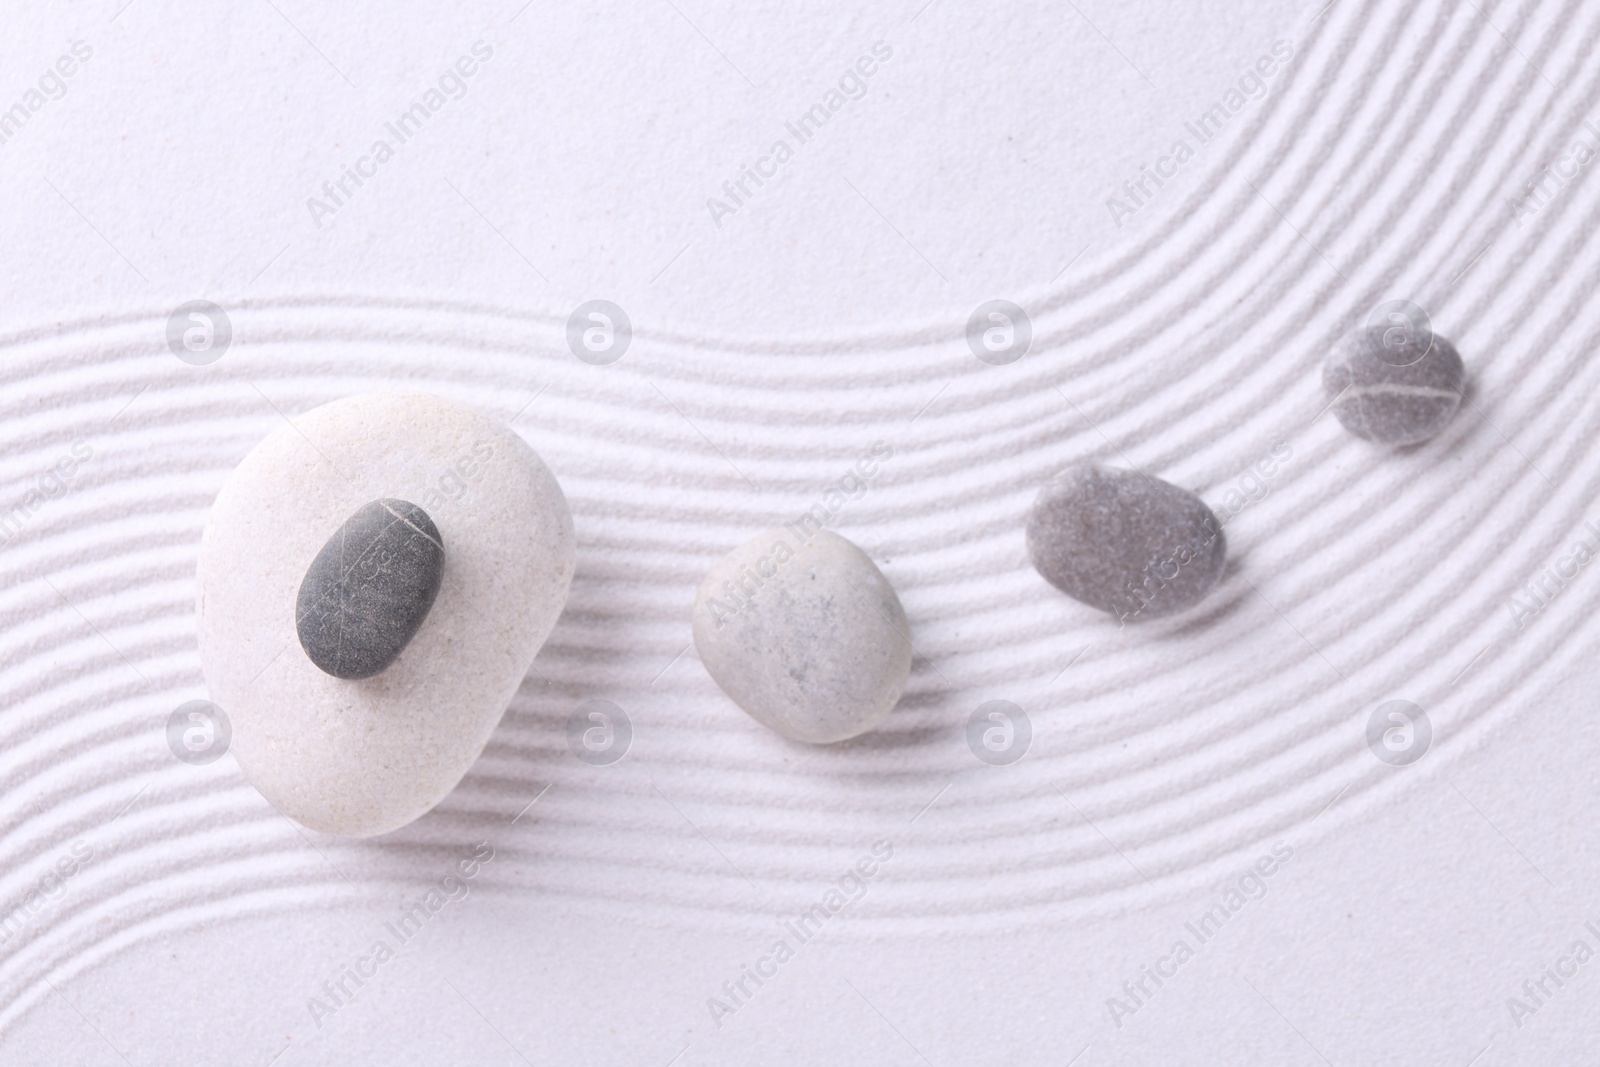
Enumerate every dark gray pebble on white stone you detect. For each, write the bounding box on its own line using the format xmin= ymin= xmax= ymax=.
xmin=1026 ymin=465 xmax=1226 ymax=622
xmin=296 ymin=499 xmax=445 ymax=679
xmin=1323 ymin=326 xmax=1464 ymax=445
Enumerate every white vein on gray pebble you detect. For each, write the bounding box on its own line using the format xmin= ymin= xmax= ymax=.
xmin=1324 ymin=326 xmax=1465 ymax=445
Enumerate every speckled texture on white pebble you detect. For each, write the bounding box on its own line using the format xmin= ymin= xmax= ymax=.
xmin=197 ymin=393 xmax=575 ymax=837
xmin=693 ymin=528 xmax=911 ymax=744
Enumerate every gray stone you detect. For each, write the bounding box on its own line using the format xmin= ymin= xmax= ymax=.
xmin=1026 ymin=465 xmax=1226 ymax=622
xmin=296 ymin=499 xmax=445 ymax=679
xmin=693 ymin=528 xmax=912 ymax=743
xmin=1323 ymin=326 xmax=1465 ymax=445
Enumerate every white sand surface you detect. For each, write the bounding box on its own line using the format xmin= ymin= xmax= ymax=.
xmin=1 ymin=0 xmax=1597 ymax=1063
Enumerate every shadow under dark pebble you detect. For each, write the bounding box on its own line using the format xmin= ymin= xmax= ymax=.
xmin=1157 ymin=583 xmax=1256 ymax=639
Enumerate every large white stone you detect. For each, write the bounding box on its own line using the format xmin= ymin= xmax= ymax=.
xmin=197 ymin=393 xmax=574 ymax=837
xmin=693 ymin=528 xmax=912 ymax=743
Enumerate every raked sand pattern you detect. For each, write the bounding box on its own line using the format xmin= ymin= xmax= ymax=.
xmin=2 ymin=0 xmax=1600 ymax=1040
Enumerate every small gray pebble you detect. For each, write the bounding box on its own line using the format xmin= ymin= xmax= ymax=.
xmin=1026 ymin=465 xmax=1226 ymax=622
xmin=296 ymin=499 xmax=445 ymax=679
xmin=1323 ymin=326 xmax=1464 ymax=445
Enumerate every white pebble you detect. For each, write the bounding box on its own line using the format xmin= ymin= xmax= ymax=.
xmin=693 ymin=529 xmax=911 ymax=743
xmin=197 ymin=393 xmax=575 ymax=836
